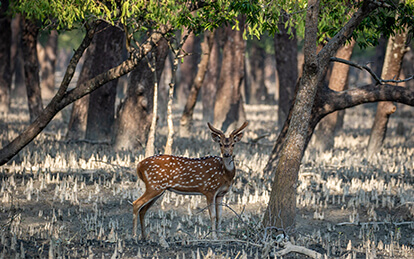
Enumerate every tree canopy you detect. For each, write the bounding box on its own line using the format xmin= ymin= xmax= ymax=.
xmin=9 ymin=0 xmax=414 ymax=46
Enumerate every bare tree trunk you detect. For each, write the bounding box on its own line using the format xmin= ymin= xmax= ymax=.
xmin=179 ymin=31 xmax=214 ymax=137
xmin=11 ymin=15 xmax=26 ymax=98
xmin=85 ymin=24 xmax=124 ymax=142
xmin=401 ymin=44 xmax=414 ymax=90
xmin=275 ymin=18 xmax=298 ymax=129
xmin=38 ymin=30 xmax=58 ymax=99
xmin=114 ymin=39 xmax=169 ymax=151
xmin=177 ymin=30 xmax=199 ymax=106
xmin=245 ymin=39 xmax=269 ymax=104
xmin=213 ymin=16 xmax=246 ymax=133
xmin=66 ymin=42 xmax=96 ymax=141
xmin=21 ymin=17 xmax=43 ymax=122
xmin=367 ymin=29 xmax=408 ymax=157
xmin=202 ymin=29 xmax=222 ymax=123
xmin=0 ymin=0 xmax=12 ymax=113
xmin=314 ymin=39 xmax=356 ymax=152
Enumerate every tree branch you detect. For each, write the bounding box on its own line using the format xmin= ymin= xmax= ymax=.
xmin=330 ymin=57 xmax=414 ymax=84
xmin=319 ymin=83 xmax=414 ymax=117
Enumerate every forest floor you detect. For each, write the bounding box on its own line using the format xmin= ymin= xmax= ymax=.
xmin=0 ymin=99 xmax=413 ymax=258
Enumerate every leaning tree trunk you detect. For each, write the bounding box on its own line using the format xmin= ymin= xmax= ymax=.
xmin=313 ymin=39 xmax=356 ymax=152
xmin=114 ymin=38 xmax=169 ymax=151
xmin=262 ymin=0 xmax=379 ymax=231
xmin=367 ymin=28 xmax=408 ymax=157
xmin=202 ymin=29 xmax=222 ymax=123
xmin=85 ymin=23 xmax=124 ymax=142
xmin=275 ymin=18 xmax=298 ymax=129
xmin=0 ymin=0 xmax=12 ymax=113
xmin=213 ymin=16 xmax=246 ymax=133
xmin=21 ymin=17 xmax=43 ymax=122
xmin=179 ymin=31 xmax=214 ymax=137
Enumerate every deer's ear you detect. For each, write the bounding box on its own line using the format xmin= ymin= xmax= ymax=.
xmin=210 ymin=132 xmax=221 ymax=143
xmin=233 ymin=132 xmax=244 ymax=143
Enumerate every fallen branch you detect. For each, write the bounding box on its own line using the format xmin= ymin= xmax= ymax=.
xmin=271 ymin=241 xmax=325 ymax=259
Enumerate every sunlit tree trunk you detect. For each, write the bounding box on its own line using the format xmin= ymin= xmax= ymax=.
xmin=22 ymin=17 xmax=43 ymax=122
xmin=367 ymin=29 xmax=408 ymax=157
xmin=85 ymin=24 xmax=124 ymax=141
xmin=0 ymin=0 xmax=12 ymax=113
xmin=179 ymin=31 xmax=214 ymax=137
xmin=202 ymin=29 xmax=221 ymax=123
xmin=114 ymin=39 xmax=169 ymax=151
xmin=213 ymin=16 xmax=246 ymax=132
xmin=314 ymin=39 xmax=356 ymax=152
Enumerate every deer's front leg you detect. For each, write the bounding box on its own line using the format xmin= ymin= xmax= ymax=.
xmin=215 ymin=195 xmax=224 ymax=235
xmin=206 ymin=194 xmax=217 ymax=239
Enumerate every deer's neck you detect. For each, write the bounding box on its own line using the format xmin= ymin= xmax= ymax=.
xmin=222 ymin=156 xmax=235 ymax=172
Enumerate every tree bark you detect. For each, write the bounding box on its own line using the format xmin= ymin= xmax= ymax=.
xmin=275 ymin=19 xmax=298 ymax=129
xmin=263 ymin=0 xmax=380 ymax=232
xmin=21 ymin=17 xmax=43 ymax=122
xmin=367 ymin=29 xmax=408 ymax=157
xmin=38 ymin=30 xmax=58 ymax=99
xmin=245 ymin=39 xmax=269 ymax=104
xmin=314 ymin=39 xmax=356 ymax=152
xmin=179 ymin=31 xmax=214 ymax=137
xmin=177 ymin=30 xmax=199 ymax=106
xmin=113 ymin=38 xmax=169 ymax=151
xmin=66 ymin=40 xmax=95 ymax=141
xmin=202 ymin=29 xmax=222 ymax=123
xmin=85 ymin=23 xmax=124 ymax=142
xmin=213 ymin=16 xmax=246 ymax=133
xmin=0 ymin=0 xmax=12 ymax=113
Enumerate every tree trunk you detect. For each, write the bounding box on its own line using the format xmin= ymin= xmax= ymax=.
xmin=179 ymin=31 xmax=214 ymax=137
xmin=11 ymin=15 xmax=26 ymax=98
xmin=177 ymin=30 xmax=199 ymax=106
xmin=21 ymin=17 xmax=43 ymax=122
xmin=0 ymin=0 xmax=12 ymax=113
xmin=114 ymin=38 xmax=169 ymax=151
xmin=245 ymin=39 xmax=268 ymax=104
xmin=38 ymin=30 xmax=58 ymax=99
xmin=367 ymin=29 xmax=408 ymax=157
xmin=262 ymin=0 xmax=380 ymax=232
xmin=314 ymin=39 xmax=356 ymax=152
xmin=401 ymin=44 xmax=414 ymax=90
xmin=213 ymin=16 xmax=246 ymax=133
xmin=66 ymin=41 xmax=96 ymax=141
xmin=85 ymin=23 xmax=124 ymax=142
xmin=275 ymin=19 xmax=298 ymax=129
xmin=202 ymin=29 xmax=222 ymax=123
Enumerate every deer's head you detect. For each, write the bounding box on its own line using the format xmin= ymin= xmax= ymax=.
xmin=207 ymin=122 xmax=248 ymax=159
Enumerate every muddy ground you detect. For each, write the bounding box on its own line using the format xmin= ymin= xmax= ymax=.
xmin=0 ymin=100 xmax=413 ymax=258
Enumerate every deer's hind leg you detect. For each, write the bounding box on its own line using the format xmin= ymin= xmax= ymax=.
xmin=133 ymin=189 xmax=164 ymax=239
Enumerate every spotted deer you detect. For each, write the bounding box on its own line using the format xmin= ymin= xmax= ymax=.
xmin=133 ymin=122 xmax=248 ymax=240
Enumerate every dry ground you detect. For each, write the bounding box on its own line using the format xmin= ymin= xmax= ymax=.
xmin=0 ymin=99 xmax=413 ymax=258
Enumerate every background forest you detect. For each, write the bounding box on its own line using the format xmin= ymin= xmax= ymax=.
xmin=1 ymin=0 xmax=414 ymax=258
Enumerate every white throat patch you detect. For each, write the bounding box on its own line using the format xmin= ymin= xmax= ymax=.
xmin=223 ymin=156 xmax=234 ymax=171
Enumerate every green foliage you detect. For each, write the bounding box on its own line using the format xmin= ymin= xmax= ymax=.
xmin=9 ymin=0 xmax=414 ymax=49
